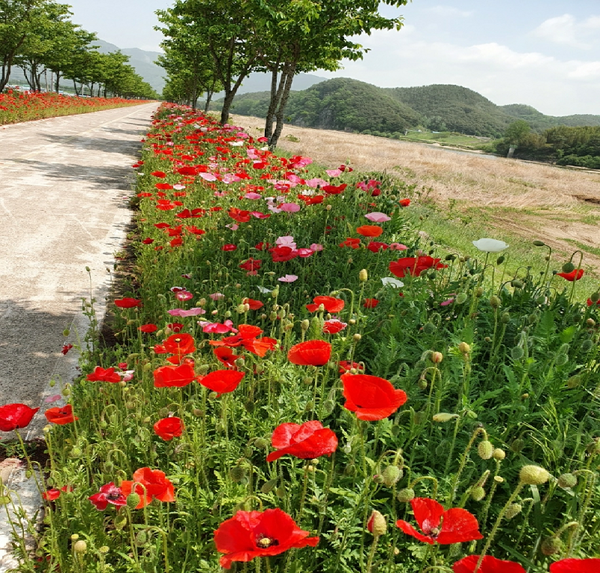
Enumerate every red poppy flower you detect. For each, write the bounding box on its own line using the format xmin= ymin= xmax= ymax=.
xmin=242 ymin=298 xmax=263 ymax=310
xmin=214 ymin=347 xmax=239 ymax=369
xmin=338 ymin=360 xmax=364 ymax=374
xmin=270 ymin=245 xmax=297 ymax=262
xmin=356 ymin=225 xmax=383 ymax=238
xmin=363 ymin=298 xmax=379 ymax=308
xmin=229 ymin=207 xmax=251 ymax=223
xmin=89 ymin=482 xmax=127 ymax=511
xmin=0 ymin=404 xmax=39 ymax=432
xmin=170 ymin=237 xmax=183 ymax=248
xmin=453 ymin=555 xmax=525 ymax=573
xmin=288 ymin=340 xmax=332 ymax=366
xmin=167 ymin=322 xmax=184 ymax=333
xmin=120 ymin=467 xmax=175 ymax=509
xmin=138 ymin=324 xmax=158 ymax=333
xmin=114 ymin=297 xmax=142 ymax=308
xmin=239 ymin=259 xmax=262 ymax=273
xmin=153 ymin=363 xmax=196 ymax=387
xmin=339 ymin=237 xmax=361 ymax=249
xmin=549 ymin=558 xmax=600 ymax=573
xmin=86 ymin=366 xmax=121 ymax=383
xmin=153 ymin=417 xmax=184 ymax=441
xmin=399 ymin=198 xmax=411 ymax=207
xmin=389 ymin=256 xmax=447 ymax=278
xmin=367 ymin=241 xmax=388 ymax=252
xmin=322 ymin=183 xmax=347 ymax=195
xmin=214 ymin=508 xmax=319 ymax=569
xmin=396 ymin=498 xmax=483 ymax=545
xmin=266 ymin=421 xmax=338 ymax=462
xmin=61 ymin=343 xmax=73 ymax=355
xmin=306 ymin=296 xmax=345 ymax=313
xmin=340 ymin=373 xmax=407 ymax=421
xmin=163 ymin=333 xmax=196 ymax=356
xmin=45 ymin=404 xmax=77 ymax=425
xmin=222 ymin=244 xmax=237 ymax=251
xmin=185 ymin=225 xmax=205 ymax=235
xmin=199 ymin=370 xmax=245 ymax=396
xmin=587 ymin=298 xmax=600 ymax=306
xmin=323 ymin=319 xmax=347 ymax=334
xmin=210 ymin=324 xmax=276 ymax=358
xmin=42 ymin=485 xmax=71 ymax=501
xmin=557 ymin=269 xmax=584 ymax=281
xmin=151 ymin=171 xmax=166 ymax=178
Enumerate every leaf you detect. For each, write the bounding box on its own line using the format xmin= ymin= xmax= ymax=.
xmin=560 ymin=325 xmax=577 ymax=343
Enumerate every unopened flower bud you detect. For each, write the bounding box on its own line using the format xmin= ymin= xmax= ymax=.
xmin=432 ymin=413 xmax=458 ymax=423
xmin=541 ymin=536 xmax=563 ymax=556
xmin=489 ymin=296 xmax=501 ymax=309
xmin=126 ymin=493 xmax=141 ymax=509
xmin=557 ymin=473 xmax=578 ymax=489
xmin=430 ymin=351 xmax=443 ymax=363
xmin=359 ymin=269 xmax=368 ymax=282
xmin=505 ymin=503 xmax=522 ymax=519
xmin=229 ymin=466 xmax=247 ymax=483
xmin=477 ymin=440 xmax=494 ymax=460
xmin=561 ymin=262 xmax=575 ymax=273
xmin=367 ymin=510 xmax=387 ymax=537
xmin=455 ymin=293 xmax=468 ymax=305
xmin=471 ymin=486 xmax=486 ymax=501
xmin=397 ymin=488 xmax=415 ymax=503
xmin=519 ymin=465 xmax=550 ymax=485
xmin=353 ymin=334 xmax=362 ymax=341
xmin=458 ymin=342 xmax=470 ymax=354
xmin=73 ymin=540 xmax=87 ymax=554
xmin=261 ymin=479 xmax=278 ymax=494
xmin=492 ymin=448 xmax=506 ymax=460
xmin=382 ymin=465 xmax=402 ymax=487
xmin=254 ymin=438 xmax=269 ymax=449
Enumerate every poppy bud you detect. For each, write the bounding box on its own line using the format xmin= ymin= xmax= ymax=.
xmin=397 ymin=488 xmax=415 ymax=503
xmin=561 ymin=262 xmax=575 ymax=273
xmin=532 ymin=240 xmax=546 ymax=246
xmin=555 ymin=353 xmax=569 ymax=366
xmin=496 ymin=255 xmax=505 ymax=265
xmin=353 ymin=334 xmax=362 ymax=341
xmin=587 ymin=438 xmax=600 ymax=455
xmin=511 ymin=347 xmax=524 ymax=360
xmin=489 ymin=296 xmax=501 ymax=308
xmin=541 ymin=536 xmax=563 ymax=556
xmin=519 ymin=465 xmax=550 ymax=485
xmin=418 ymin=378 xmax=427 ymax=390
xmin=586 ymin=318 xmax=596 ymax=327
xmin=382 ymin=465 xmax=402 ymax=487
xmin=135 ymin=531 xmax=148 ymax=546
xmin=471 ymin=487 xmax=486 ymax=501
xmin=301 ymin=319 xmax=310 ymax=331
xmin=455 ymin=293 xmax=468 ymax=305
xmin=432 ymin=413 xmax=458 ymax=423
xmin=423 ymin=322 xmax=436 ymax=334
xmin=254 ymin=438 xmax=269 ymax=449
xmin=501 ymin=312 xmax=510 ymax=323
xmin=505 ymin=503 xmax=522 ymax=519
xmin=73 ymin=540 xmax=87 ymax=554
xmin=566 ymin=375 xmax=581 ymax=389
xmin=458 ymin=342 xmax=470 ymax=354
xmin=475 ymin=287 xmax=484 ymax=297
xmin=229 ymin=466 xmax=247 ymax=483
xmin=477 ymin=440 xmax=494 ymax=460
xmin=367 ymin=510 xmax=387 ymax=537
xmin=492 ymin=448 xmax=506 ymax=460
xmin=261 ymin=478 xmax=278 ymax=494
xmin=70 ymin=447 xmax=82 ymax=458
xmin=430 ymin=351 xmax=443 ymax=364
xmin=0 ymin=496 xmax=10 ymax=505
xmin=359 ymin=269 xmax=368 ymax=282
xmin=510 ymin=438 xmax=524 ymax=453
xmin=126 ymin=493 xmax=141 ymax=509
xmin=580 ymin=340 xmax=594 ymax=352
xmin=557 ymin=473 xmax=578 ymax=489
xmin=590 ymin=291 xmax=600 ymax=303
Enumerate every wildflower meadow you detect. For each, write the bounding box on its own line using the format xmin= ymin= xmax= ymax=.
xmin=0 ymin=91 xmax=150 ymax=125
xmin=1 ymin=103 xmax=599 ymax=573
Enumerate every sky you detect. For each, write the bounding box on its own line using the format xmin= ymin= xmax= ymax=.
xmin=65 ymin=0 xmax=600 ymax=116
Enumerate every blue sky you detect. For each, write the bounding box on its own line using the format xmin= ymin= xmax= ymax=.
xmin=66 ymin=1 xmax=600 ymax=115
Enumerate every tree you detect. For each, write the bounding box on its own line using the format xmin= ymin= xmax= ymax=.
xmin=0 ymin=0 xmax=43 ymax=92
xmin=504 ymin=120 xmax=531 ymax=146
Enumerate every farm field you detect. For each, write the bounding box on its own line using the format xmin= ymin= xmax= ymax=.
xmin=1 ymin=104 xmax=599 ymax=573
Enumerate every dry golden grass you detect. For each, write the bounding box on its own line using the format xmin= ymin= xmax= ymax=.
xmin=233 ymin=115 xmax=600 ymax=271
xmin=233 ymin=114 xmax=600 ymax=209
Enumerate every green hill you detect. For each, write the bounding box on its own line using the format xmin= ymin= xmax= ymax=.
xmin=223 ymin=78 xmax=422 ymax=134
xmin=385 ymin=84 xmax=512 ymax=137
xmin=219 ymin=78 xmax=600 ymax=140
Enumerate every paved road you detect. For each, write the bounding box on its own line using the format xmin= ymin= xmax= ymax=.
xmin=0 ymin=102 xmax=159 ymax=434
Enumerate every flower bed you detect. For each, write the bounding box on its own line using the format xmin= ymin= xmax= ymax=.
xmin=2 ymin=103 xmax=599 ymax=572
xmin=0 ymin=90 xmax=150 ymax=125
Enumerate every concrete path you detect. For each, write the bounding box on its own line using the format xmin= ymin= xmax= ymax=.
xmin=0 ymin=102 xmax=159 ymax=569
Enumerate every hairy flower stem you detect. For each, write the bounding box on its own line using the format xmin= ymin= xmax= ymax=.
xmin=448 ymin=427 xmax=487 ymax=506
xmin=14 ymin=429 xmax=42 ymax=493
xmin=409 ymin=476 xmax=439 ymax=499
xmin=476 ymin=481 xmax=525 ymax=569
xmin=365 ymin=535 xmax=379 ymax=573
xmin=295 ymin=462 xmax=311 ymax=525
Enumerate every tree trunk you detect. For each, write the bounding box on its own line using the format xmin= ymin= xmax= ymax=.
xmin=54 ymin=72 xmax=61 ymax=92
xmin=204 ymin=89 xmax=214 ymax=113
xmin=268 ymin=62 xmax=297 ymax=149
xmin=73 ymin=79 xmax=79 ymax=96
xmin=264 ymin=58 xmax=283 ymax=140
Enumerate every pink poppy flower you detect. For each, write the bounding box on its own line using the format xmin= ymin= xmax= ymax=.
xmin=167 ymin=308 xmax=206 ymax=317
xmin=209 ymin=293 xmax=225 ymax=301
xmin=280 ymin=203 xmax=301 ymax=212
xmin=365 ymin=212 xmax=391 ymax=223
xmin=278 ymin=275 xmax=298 ymax=283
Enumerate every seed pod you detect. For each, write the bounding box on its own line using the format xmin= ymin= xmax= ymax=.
xmin=471 ymin=487 xmax=486 ymax=501
xmin=519 ymin=465 xmax=550 ymax=485
xmin=397 ymin=488 xmax=415 ymax=503
xmin=505 ymin=503 xmax=523 ymax=519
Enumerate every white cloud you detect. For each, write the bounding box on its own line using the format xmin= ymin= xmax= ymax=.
xmin=319 ymin=29 xmax=600 ymax=115
xmin=532 ymin=14 xmax=600 ymax=49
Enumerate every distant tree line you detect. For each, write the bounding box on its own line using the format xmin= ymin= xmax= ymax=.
xmin=1 ymin=0 xmax=158 ymax=98
xmin=155 ymin=0 xmax=410 ymax=148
